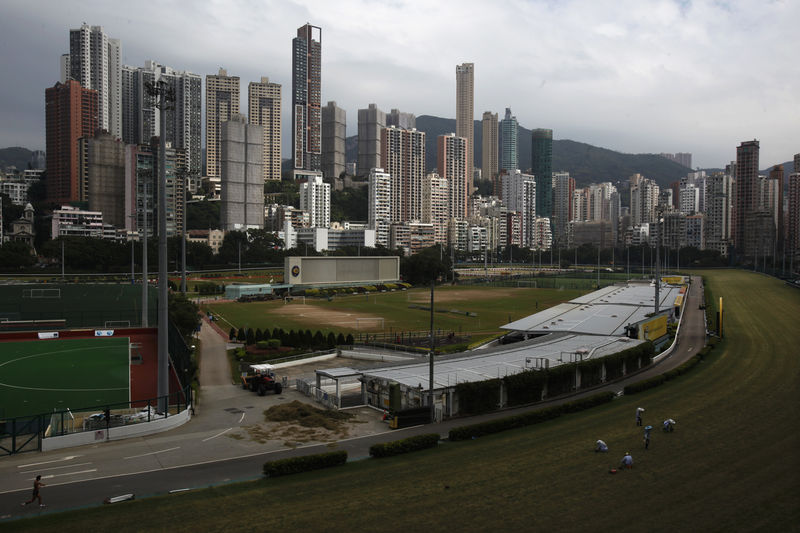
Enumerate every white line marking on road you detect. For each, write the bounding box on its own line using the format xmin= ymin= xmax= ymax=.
xmin=169 ymin=488 xmax=191 ymax=493
xmin=20 ymin=462 xmax=92 ymax=474
xmin=238 ymin=412 xmax=245 ymax=423
xmin=38 ymin=469 xmax=97 ymax=479
xmin=687 ymin=346 xmax=694 ymax=352
xmin=123 ymin=447 xmax=180 ymax=460
xmin=202 ymin=428 xmax=233 ymax=442
xmin=17 ymin=455 xmax=82 ymax=468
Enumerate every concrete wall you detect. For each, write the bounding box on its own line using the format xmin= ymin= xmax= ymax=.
xmin=285 ymin=256 xmax=399 ymax=285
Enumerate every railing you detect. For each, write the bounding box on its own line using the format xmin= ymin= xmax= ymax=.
xmin=0 ymin=386 xmax=192 ymax=455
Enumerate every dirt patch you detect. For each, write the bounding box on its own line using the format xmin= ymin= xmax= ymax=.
xmin=264 ymin=400 xmax=353 ymax=430
xmin=408 ymin=288 xmax=527 ymax=304
xmin=266 ymin=303 xmax=384 ymax=330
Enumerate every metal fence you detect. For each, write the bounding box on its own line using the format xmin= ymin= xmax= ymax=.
xmin=0 ymin=386 xmax=192 ymax=456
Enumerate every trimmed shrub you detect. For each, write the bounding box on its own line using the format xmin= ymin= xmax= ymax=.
xmin=246 ymin=329 xmax=256 ymax=346
xmin=256 ymin=340 xmax=270 ymax=350
xmin=327 ymin=332 xmax=336 ymax=347
xmin=228 ymin=327 xmax=236 ymax=341
xmin=456 ymin=379 xmax=502 ymax=415
xmin=236 ymin=328 xmax=246 ymax=342
xmin=369 ymin=433 xmax=440 ymax=458
xmin=267 ymin=339 xmax=281 ymax=349
xmin=263 ymin=450 xmax=347 ymax=478
xmin=449 ymin=391 xmax=615 ymax=441
xmin=345 ymin=333 xmax=354 ymax=345
xmin=504 ymin=369 xmax=546 ymax=406
xmin=337 ymin=332 xmax=345 ymax=345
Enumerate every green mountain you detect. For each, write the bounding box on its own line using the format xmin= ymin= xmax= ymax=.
xmin=344 ymin=115 xmax=691 ymax=189
xmin=0 ymin=147 xmax=34 ymax=172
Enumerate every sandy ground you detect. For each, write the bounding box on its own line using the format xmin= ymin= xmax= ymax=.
xmin=407 ymin=287 xmax=528 ymax=304
xmin=268 ymin=303 xmax=384 ymax=329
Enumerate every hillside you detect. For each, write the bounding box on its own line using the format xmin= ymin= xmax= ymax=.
xmin=344 ymin=115 xmax=693 ymax=188
xmin=0 ymin=147 xmax=34 ymax=171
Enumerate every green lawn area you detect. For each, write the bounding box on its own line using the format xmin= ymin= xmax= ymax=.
xmin=0 ymin=337 xmax=130 ymax=419
xmin=204 ymin=285 xmax=586 ymax=336
xmin=8 ymin=270 xmax=799 ymax=531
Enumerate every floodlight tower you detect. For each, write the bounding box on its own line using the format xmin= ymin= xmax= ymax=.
xmin=145 ymin=80 xmax=175 ymax=413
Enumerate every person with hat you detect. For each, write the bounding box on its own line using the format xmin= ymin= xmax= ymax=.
xmin=595 ymin=439 xmax=608 ymax=453
xmin=620 ymin=452 xmax=633 ymax=469
xmin=662 ymin=418 xmax=676 ymax=432
xmin=635 ymin=407 xmax=645 ymax=426
xmin=644 ymin=425 xmax=652 ymax=449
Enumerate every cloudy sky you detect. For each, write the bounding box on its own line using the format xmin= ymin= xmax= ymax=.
xmin=1 ymin=0 xmax=797 ymax=169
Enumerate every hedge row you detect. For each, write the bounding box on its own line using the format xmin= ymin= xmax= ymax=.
xmin=263 ymin=450 xmax=347 ymax=478
xmin=448 ymin=391 xmax=616 ymax=441
xmin=369 ymin=433 xmax=440 ymax=458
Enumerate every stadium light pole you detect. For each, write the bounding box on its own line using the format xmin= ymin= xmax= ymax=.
xmin=141 ymin=177 xmax=149 ymax=328
xmin=61 ymin=239 xmax=65 ymax=280
xmin=146 ymin=80 xmax=175 ymax=414
xmin=428 ymin=279 xmax=435 ymax=424
xmin=655 ymin=210 xmax=662 ymax=314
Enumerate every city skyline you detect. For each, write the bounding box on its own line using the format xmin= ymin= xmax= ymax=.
xmin=0 ymin=0 xmax=798 ymax=169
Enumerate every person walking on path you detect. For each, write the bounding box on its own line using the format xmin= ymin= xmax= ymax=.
xmin=644 ymin=425 xmax=652 ymax=449
xmin=620 ymin=452 xmax=633 ymax=469
xmin=636 ymin=407 xmax=645 ymax=426
xmin=22 ymin=475 xmax=45 ymax=507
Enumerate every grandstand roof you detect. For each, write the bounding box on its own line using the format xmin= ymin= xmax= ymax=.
xmin=501 ymin=282 xmax=683 ymax=336
xmin=360 ymin=333 xmax=643 ymax=391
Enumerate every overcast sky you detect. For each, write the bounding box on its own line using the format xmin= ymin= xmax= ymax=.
xmin=1 ymin=0 xmax=797 ymax=169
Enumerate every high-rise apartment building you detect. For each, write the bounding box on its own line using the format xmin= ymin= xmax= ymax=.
xmin=767 ymin=165 xmax=784 ymax=249
xmin=380 ymin=126 xmax=426 ymax=223
xmin=220 ymin=115 xmax=263 ymax=231
xmin=357 ymin=103 xmax=386 ymax=176
xmin=734 ymin=140 xmax=760 ymax=257
xmin=248 ymin=77 xmax=282 ymax=181
xmin=531 ymin=129 xmax=553 ymax=219
xmin=437 ymin=134 xmax=468 ymax=221
xmin=500 ymin=108 xmax=518 ymax=172
xmin=703 ymin=172 xmax=732 ymax=257
xmin=67 ymin=24 xmax=122 ymax=138
xmin=368 ymin=168 xmax=391 ymax=247
xmin=205 ymin=69 xmax=240 ymax=179
xmin=386 ymin=109 xmax=416 ymax=130
xmin=45 ymin=80 xmax=99 ymax=204
xmin=787 ymin=159 xmax=800 ymax=255
xmin=552 ymin=171 xmax=574 ymax=244
xmin=422 ymin=173 xmax=449 ymax=244
xmin=321 ymin=101 xmax=346 ymax=179
xmin=85 ymin=131 xmax=126 ymax=228
xmin=456 ymin=63 xmax=475 ymax=196
xmin=122 ymin=60 xmax=202 ymax=175
xmin=631 ymin=178 xmax=660 ymax=225
xmin=500 ymin=170 xmax=536 ymax=247
xmin=482 ymin=111 xmax=498 ymax=181
xmin=292 ymin=23 xmax=322 ymax=172
xmin=300 ymin=175 xmax=331 ymax=228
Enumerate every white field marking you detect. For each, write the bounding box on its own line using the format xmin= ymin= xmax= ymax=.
xmin=202 ymin=428 xmax=233 ymax=442
xmin=123 ymin=447 xmax=180 ymax=460
xmin=0 ymin=382 xmax=128 ymax=392
xmin=20 ymin=462 xmax=92 ymax=474
xmin=238 ymin=412 xmax=245 ymax=423
xmin=38 ymin=469 xmax=97 ymax=479
xmin=17 ymin=455 xmax=81 ymax=468
xmin=0 ymin=427 xmax=407 ymax=496
xmin=688 ymin=346 xmax=694 ymax=352
xmin=169 ymin=488 xmax=191 ymax=493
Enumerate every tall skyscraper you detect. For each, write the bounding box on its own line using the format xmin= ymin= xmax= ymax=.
xmin=300 ymin=175 xmax=330 ymax=228
xmin=456 ymin=63 xmax=475 ymax=195
xmin=787 ymin=157 xmax=800 ymax=255
xmin=85 ymin=131 xmax=126 ymax=228
xmin=67 ymin=24 xmax=122 ymax=138
xmin=357 ymin=103 xmax=386 ymax=176
xmin=221 ymin=115 xmax=263 ymax=231
xmin=552 ymin=171 xmax=574 ymax=243
xmin=368 ymin=168 xmax=391 ymax=247
xmin=122 ymin=60 xmax=202 ymax=175
xmin=704 ymin=172 xmax=732 ymax=256
xmin=422 ymin=173 xmax=449 ymax=244
xmin=767 ymin=165 xmax=784 ymax=250
xmin=248 ymin=77 xmax=282 ymax=181
xmin=500 ymin=108 xmax=518 ymax=172
xmin=292 ymin=23 xmax=322 ymax=172
xmin=631 ymin=178 xmax=660 ymax=225
xmin=733 ymin=140 xmax=760 ymax=257
xmin=481 ymin=111 xmax=498 ymax=181
xmin=321 ymin=101 xmax=346 ymax=179
xmin=45 ymin=80 xmax=99 ymax=204
xmin=205 ymin=69 xmax=240 ymax=179
xmin=386 ymin=109 xmax=416 ymax=130
xmin=500 ymin=170 xmax=536 ymax=247
xmin=437 ymin=134 xmax=468 ymax=220
xmin=531 ymin=129 xmax=553 ymax=219
xmin=380 ymin=126 xmax=426 ymax=223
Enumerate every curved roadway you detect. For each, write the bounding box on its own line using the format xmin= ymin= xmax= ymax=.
xmin=0 ymin=276 xmax=707 ymax=521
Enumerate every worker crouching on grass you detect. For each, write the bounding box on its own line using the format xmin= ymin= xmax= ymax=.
xmin=663 ymin=418 xmax=676 ymax=432
xmin=595 ymin=439 xmax=608 ymax=453
xmin=620 ymin=452 xmax=633 ymax=469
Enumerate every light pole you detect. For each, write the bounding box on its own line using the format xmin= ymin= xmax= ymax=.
xmin=141 ymin=175 xmax=149 ymax=327
xmin=428 ymin=279 xmax=435 ymax=423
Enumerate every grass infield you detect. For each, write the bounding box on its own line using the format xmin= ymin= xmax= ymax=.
xmin=204 ymin=285 xmax=587 ymax=336
xmin=0 ymin=337 xmax=130 ymax=419
xmin=7 ymin=270 xmax=800 ymax=531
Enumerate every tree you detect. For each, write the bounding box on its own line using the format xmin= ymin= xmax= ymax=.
xmin=237 ymin=328 xmax=247 ymax=342
xmin=313 ymin=330 xmax=325 ymax=347
xmin=186 ymin=201 xmax=220 ymax=230
xmin=168 ymin=293 xmax=200 ymax=340
xmin=336 ymin=332 xmax=345 ymax=345
xmin=326 ymin=332 xmax=336 ymax=347
xmin=400 ymin=245 xmax=452 ymax=285
xmin=229 ymin=327 xmax=236 ymax=341
xmin=345 ymin=333 xmax=354 ymax=345
xmin=246 ymin=328 xmax=255 ymax=346
xmin=0 ymin=241 xmax=36 ymax=269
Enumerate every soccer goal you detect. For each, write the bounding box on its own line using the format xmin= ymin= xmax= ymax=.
xmin=355 ymin=317 xmax=384 ymax=331
xmin=22 ymin=288 xmax=61 ymax=299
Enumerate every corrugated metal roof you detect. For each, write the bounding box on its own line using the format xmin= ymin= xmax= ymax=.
xmin=361 ymin=333 xmax=643 ymax=390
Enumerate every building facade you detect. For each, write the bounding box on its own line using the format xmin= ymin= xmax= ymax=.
xmin=456 ymin=63 xmax=475 ymax=195
xmin=292 ymin=23 xmax=322 ymax=172
xmin=321 ymin=101 xmax=346 ymax=179
xmin=500 ymin=108 xmax=518 ymax=172
xmin=368 ymin=168 xmax=391 ymax=247
xmin=299 ymin=174 xmax=331 ymax=228
xmin=437 ymin=134 xmax=468 ymax=221
xmin=221 ymin=115 xmax=264 ymax=231
xmin=733 ymin=140 xmax=760 ymax=257
xmin=205 ymin=69 xmax=240 ymax=179
xmin=248 ymin=77 xmax=282 ymax=181
xmin=531 ymin=129 xmax=553 ymax=219
xmin=422 ymin=173 xmax=450 ymax=245
xmin=481 ymin=111 xmax=498 ymax=182
xmin=85 ymin=131 xmax=126 ymax=228
xmin=357 ymin=103 xmax=386 ymax=177
xmin=380 ymin=126 xmax=426 ymax=223
xmin=386 ymin=108 xmax=416 ymax=130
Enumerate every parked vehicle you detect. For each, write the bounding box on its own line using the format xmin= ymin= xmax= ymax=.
xmin=241 ymin=364 xmax=283 ymax=396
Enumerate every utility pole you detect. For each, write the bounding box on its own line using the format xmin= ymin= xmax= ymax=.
xmin=180 ymin=170 xmax=188 ymax=293
xmin=145 ymin=80 xmax=175 ymax=414
xmin=61 ymin=239 xmax=65 ymax=280
xmin=141 ymin=176 xmax=148 ymax=328
xmin=428 ymin=279 xmax=435 ymax=423
xmin=655 ymin=210 xmax=661 ymax=314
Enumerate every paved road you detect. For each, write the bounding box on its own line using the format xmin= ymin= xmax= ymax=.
xmin=0 ymin=277 xmax=706 ymax=521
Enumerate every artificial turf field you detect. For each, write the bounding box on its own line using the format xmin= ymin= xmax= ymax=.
xmin=0 ymin=337 xmax=130 ymax=419
xmin=205 ymin=285 xmax=587 ymax=336
xmin=7 ymin=270 xmax=800 ymax=531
